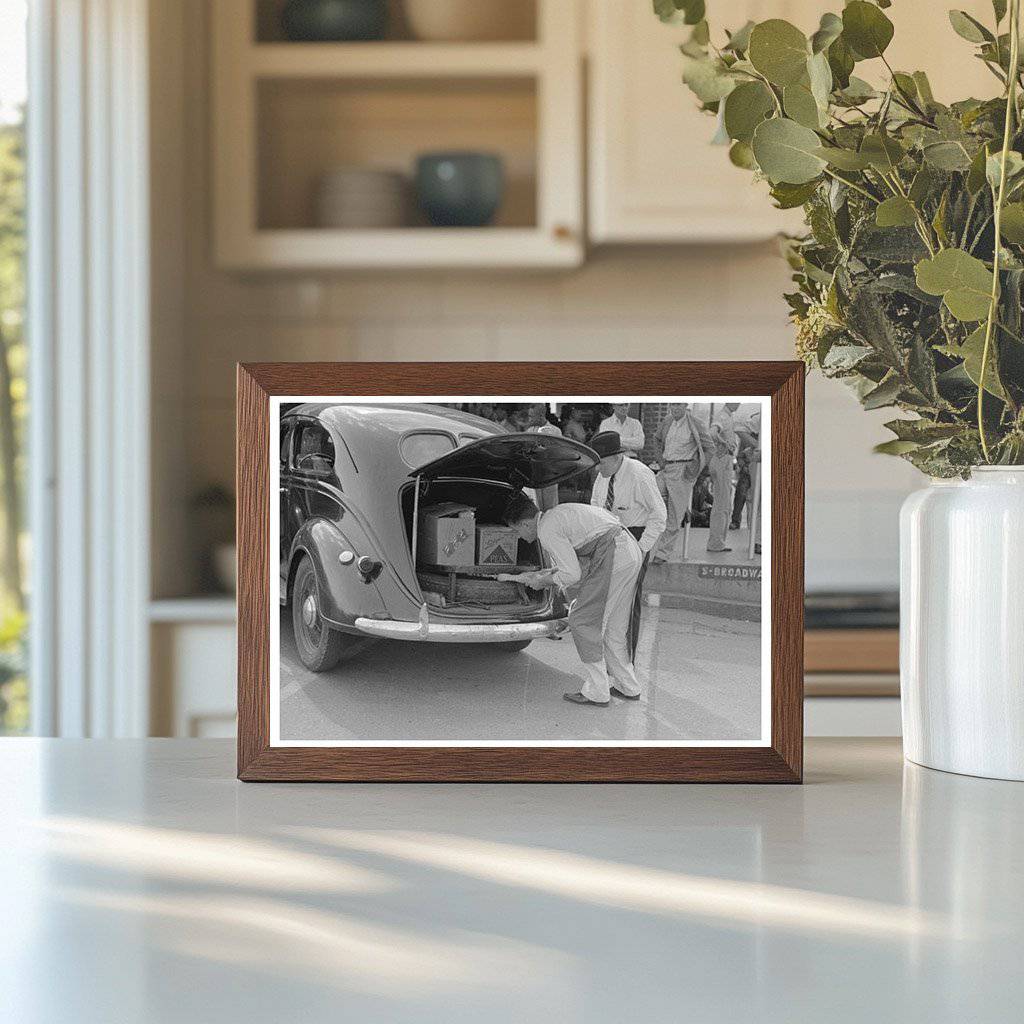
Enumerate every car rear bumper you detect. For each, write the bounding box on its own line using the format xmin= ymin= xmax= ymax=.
xmin=353 ymin=616 xmax=567 ymax=643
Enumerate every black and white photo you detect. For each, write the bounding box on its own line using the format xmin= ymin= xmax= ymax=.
xmin=270 ymin=395 xmax=770 ymax=747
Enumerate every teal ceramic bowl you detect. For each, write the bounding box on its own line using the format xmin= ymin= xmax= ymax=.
xmin=415 ymin=152 xmax=505 ymax=227
xmin=280 ymin=0 xmax=387 ymax=42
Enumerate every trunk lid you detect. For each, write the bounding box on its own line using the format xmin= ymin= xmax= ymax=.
xmin=409 ymin=432 xmax=598 ymax=489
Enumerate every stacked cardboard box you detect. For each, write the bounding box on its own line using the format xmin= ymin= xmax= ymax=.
xmin=476 ymin=525 xmax=519 ymax=568
xmin=417 ymin=503 xmax=475 ymax=567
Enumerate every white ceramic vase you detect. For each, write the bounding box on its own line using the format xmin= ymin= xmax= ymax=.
xmin=900 ymin=467 xmax=1024 ymax=781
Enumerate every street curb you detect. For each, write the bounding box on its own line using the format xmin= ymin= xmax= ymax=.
xmin=646 ymin=591 xmax=761 ymax=623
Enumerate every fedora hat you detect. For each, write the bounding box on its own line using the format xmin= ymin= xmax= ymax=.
xmin=590 ymin=431 xmax=628 ymax=459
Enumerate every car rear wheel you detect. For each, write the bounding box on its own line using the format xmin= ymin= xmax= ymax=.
xmin=494 ymin=639 xmax=533 ymax=652
xmin=291 ymin=557 xmax=345 ymax=672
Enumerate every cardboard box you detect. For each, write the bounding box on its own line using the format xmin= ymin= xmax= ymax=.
xmin=476 ymin=525 xmax=519 ymax=567
xmin=417 ymin=502 xmax=475 ymax=567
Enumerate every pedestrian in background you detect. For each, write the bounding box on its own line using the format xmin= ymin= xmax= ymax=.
xmin=526 ymin=403 xmax=562 ymax=435
xmin=707 ymin=402 xmax=740 ymax=553
xmin=651 ymin=403 xmax=710 ymax=563
xmin=731 ymin=410 xmax=761 ymax=531
xmin=561 ymin=405 xmax=590 ymax=444
xmin=497 ymin=406 xmax=530 ymax=433
xmin=597 ymin=403 xmax=644 ymax=457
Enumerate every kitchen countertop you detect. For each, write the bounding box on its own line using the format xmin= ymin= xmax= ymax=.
xmin=2 ymin=738 xmax=1021 ymax=1023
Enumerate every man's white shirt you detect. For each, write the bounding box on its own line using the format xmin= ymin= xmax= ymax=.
xmin=537 ymin=504 xmax=623 ymax=589
xmin=662 ymin=416 xmax=700 ymax=461
xmin=590 ymin=457 xmax=667 ymax=553
xmin=598 ymin=414 xmax=645 ymax=453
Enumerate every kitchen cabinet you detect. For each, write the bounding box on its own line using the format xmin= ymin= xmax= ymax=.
xmin=587 ymin=0 xmax=999 ymax=244
xmin=211 ymin=0 xmax=583 ymax=269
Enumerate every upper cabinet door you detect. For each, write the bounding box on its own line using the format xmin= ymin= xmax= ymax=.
xmin=588 ymin=1 xmax=811 ymax=243
xmin=587 ymin=0 xmax=1002 ymax=245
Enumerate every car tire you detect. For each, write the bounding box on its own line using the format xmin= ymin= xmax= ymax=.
xmin=291 ymin=556 xmax=345 ymax=672
xmin=494 ymin=639 xmax=533 ymax=652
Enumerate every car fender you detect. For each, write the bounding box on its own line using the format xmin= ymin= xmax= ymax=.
xmin=289 ymin=518 xmax=388 ymax=627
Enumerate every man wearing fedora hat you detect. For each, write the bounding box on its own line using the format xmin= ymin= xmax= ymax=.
xmin=590 ymin=431 xmax=666 ymax=553
xmin=590 ymin=431 xmax=667 ymax=658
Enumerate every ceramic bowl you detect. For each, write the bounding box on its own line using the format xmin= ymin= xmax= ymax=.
xmin=280 ymin=0 xmax=388 ymax=42
xmin=314 ymin=168 xmax=409 ymax=228
xmin=403 ymin=0 xmax=534 ymax=42
xmin=414 ymin=152 xmax=505 ymax=228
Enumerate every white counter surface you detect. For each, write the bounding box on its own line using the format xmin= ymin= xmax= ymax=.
xmin=2 ymin=738 xmax=1021 ymax=1023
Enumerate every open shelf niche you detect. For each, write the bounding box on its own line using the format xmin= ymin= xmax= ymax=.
xmin=212 ymin=0 xmax=582 ymax=268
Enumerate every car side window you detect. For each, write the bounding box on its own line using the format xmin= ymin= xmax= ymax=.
xmin=294 ymin=421 xmax=336 ymax=476
xmin=280 ymin=423 xmax=292 ymax=468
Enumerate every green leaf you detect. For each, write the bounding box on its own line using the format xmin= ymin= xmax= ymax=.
xmin=999 ymin=202 xmax=1024 ymax=242
xmin=884 ymin=418 xmax=962 ymax=443
xmin=836 ymin=75 xmax=877 ymax=104
xmin=681 ymin=0 xmax=705 ymax=25
xmin=986 ymin=150 xmax=1024 ymax=190
xmin=860 ymin=133 xmax=905 ymax=173
xmin=842 ymin=1 xmax=894 ymax=60
xmin=752 ymin=117 xmax=827 ymax=184
xmin=912 ymin=71 xmax=935 ymax=105
xmin=932 ymin=190 xmax=950 ymax=246
xmin=810 ymin=12 xmax=843 ymax=54
xmin=681 ymin=55 xmax=737 ymax=103
xmin=770 ymin=179 xmax=820 ymax=209
xmin=862 ymin=374 xmax=902 ymax=409
xmin=967 ymin=142 xmax=993 ymax=193
xmin=993 ymin=0 xmax=1008 ymax=24
xmin=908 ymin=335 xmax=941 ymax=402
xmin=923 ymin=140 xmax=972 ymax=171
xmin=783 ymin=83 xmax=822 ymax=128
xmin=723 ymin=81 xmax=775 ymax=143
xmin=689 ymin=20 xmax=710 ymax=46
xmin=909 ymin=165 xmax=936 ymax=205
xmin=654 ymin=0 xmax=705 ymax=25
xmin=814 ymin=145 xmax=872 ymax=170
xmin=748 ymin=19 xmax=810 ymax=87
xmin=855 ymin=225 xmax=929 ymax=263
xmin=653 ymin=0 xmax=676 ymax=23
xmin=874 ymin=438 xmax=921 ymax=455
xmin=948 ymin=10 xmax=993 ymax=44
xmin=959 ymin=324 xmax=1006 ymax=398
xmin=827 ymin=35 xmax=855 ymax=89
xmin=915 ymin=249 xmax=994 ymax=321
xmin=807 ymin=51 xmax=833 ymax=110
xmin=875 ymin=196 xmax=918 ymax=228
xmin=724 ymin=20 xmax=755 ymax=53
xmin=728 ymin=140 xmax=757 ymax=169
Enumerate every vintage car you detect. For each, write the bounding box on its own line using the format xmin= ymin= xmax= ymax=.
xmin=279 ymin=403 xmax=599 ymax=671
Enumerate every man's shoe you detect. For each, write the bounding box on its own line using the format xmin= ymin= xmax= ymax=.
xmin=610 ymin=686 xmax=641 ymax=701
xmin=707 ymin=547 xmax=732 ymax=553
xmin=563 ymin=692 xmax=609 ymax=706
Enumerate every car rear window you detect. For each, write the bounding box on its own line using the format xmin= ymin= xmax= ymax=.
xmin=400 ymin=431 xmax=457 ymax=469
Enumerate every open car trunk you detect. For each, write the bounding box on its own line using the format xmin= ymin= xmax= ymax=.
xmin=402 ymin=432 xmax=598 ymax=614
xmin=401 ymin=479 xmax=549 ymax=613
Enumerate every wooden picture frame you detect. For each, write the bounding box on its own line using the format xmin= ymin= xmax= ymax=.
xmin=237 ymin=362 xmax=804 ymax=782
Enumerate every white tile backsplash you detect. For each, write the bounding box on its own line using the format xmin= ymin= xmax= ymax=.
xmin=179 ymin=249 xmax=917 ymax=593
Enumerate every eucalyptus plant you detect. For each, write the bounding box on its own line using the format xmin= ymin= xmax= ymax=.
xmin=658 ymin=0 xmax=1024 ymax=475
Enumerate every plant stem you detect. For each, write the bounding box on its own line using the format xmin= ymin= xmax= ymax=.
xmin=821 ymin=167 xmax=879 ymax=203
xmin=881 ymin=54 xmax=930 ymax=119
xmin=979 ymin=0 xmax=1021 ymax=462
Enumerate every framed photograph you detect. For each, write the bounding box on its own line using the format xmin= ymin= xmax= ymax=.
xmin=237 ymin=362 xmax=803 ymax=782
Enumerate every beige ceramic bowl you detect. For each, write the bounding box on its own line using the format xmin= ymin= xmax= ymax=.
xmin=404 ymin=0 xmax=534 ymax=42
